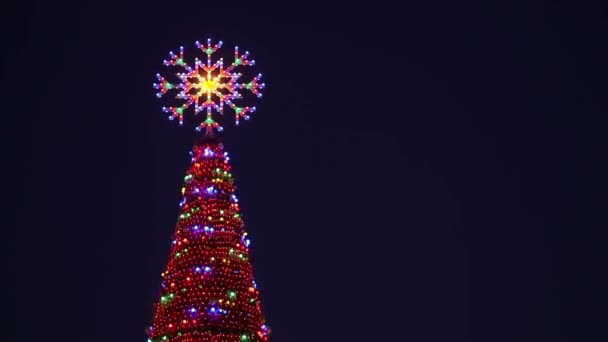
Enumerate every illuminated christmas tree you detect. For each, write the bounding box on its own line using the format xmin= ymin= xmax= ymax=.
xmin=147 ymin=39 xmax=269 ymax=342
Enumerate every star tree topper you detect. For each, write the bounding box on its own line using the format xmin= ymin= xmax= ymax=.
xmin=154 ymin=39 xmax=265 ymax=134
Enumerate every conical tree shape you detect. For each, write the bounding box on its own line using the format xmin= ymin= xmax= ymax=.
xmin=148 ymin=137 xmax=269 ymax=342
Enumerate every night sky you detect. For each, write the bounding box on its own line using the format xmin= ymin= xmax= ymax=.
xmin=5 ymin=1 xmax=607 ymax=341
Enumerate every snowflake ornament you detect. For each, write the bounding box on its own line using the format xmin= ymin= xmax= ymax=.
xmin=154 ymin=39 xmax=265 ymax=134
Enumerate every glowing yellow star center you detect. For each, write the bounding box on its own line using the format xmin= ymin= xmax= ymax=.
xmin=199 ymin=75 xmax=219 ymax=93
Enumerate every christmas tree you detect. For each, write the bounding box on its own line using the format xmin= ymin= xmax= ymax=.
xmin=147 ymin=39 xmax=269 ymax=342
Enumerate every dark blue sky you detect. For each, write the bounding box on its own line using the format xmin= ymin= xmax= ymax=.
xmin=5 ymin=1 xmax=607 ymax=341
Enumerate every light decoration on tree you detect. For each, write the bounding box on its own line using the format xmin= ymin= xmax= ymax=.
xmin=153 ymin=38 xmax=266 ymax=134
xmin=147 ymin=138 xmax=270 ymax=342
xmin=148 ymin=38 xmax=270 ymax=342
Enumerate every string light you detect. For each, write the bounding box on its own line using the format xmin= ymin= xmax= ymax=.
xmin=148 ymin=139 xmax=270 ymax=342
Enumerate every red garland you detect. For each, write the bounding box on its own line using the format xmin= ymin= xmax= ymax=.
xmin=148 ymin=138 xmax=269 ymax=342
